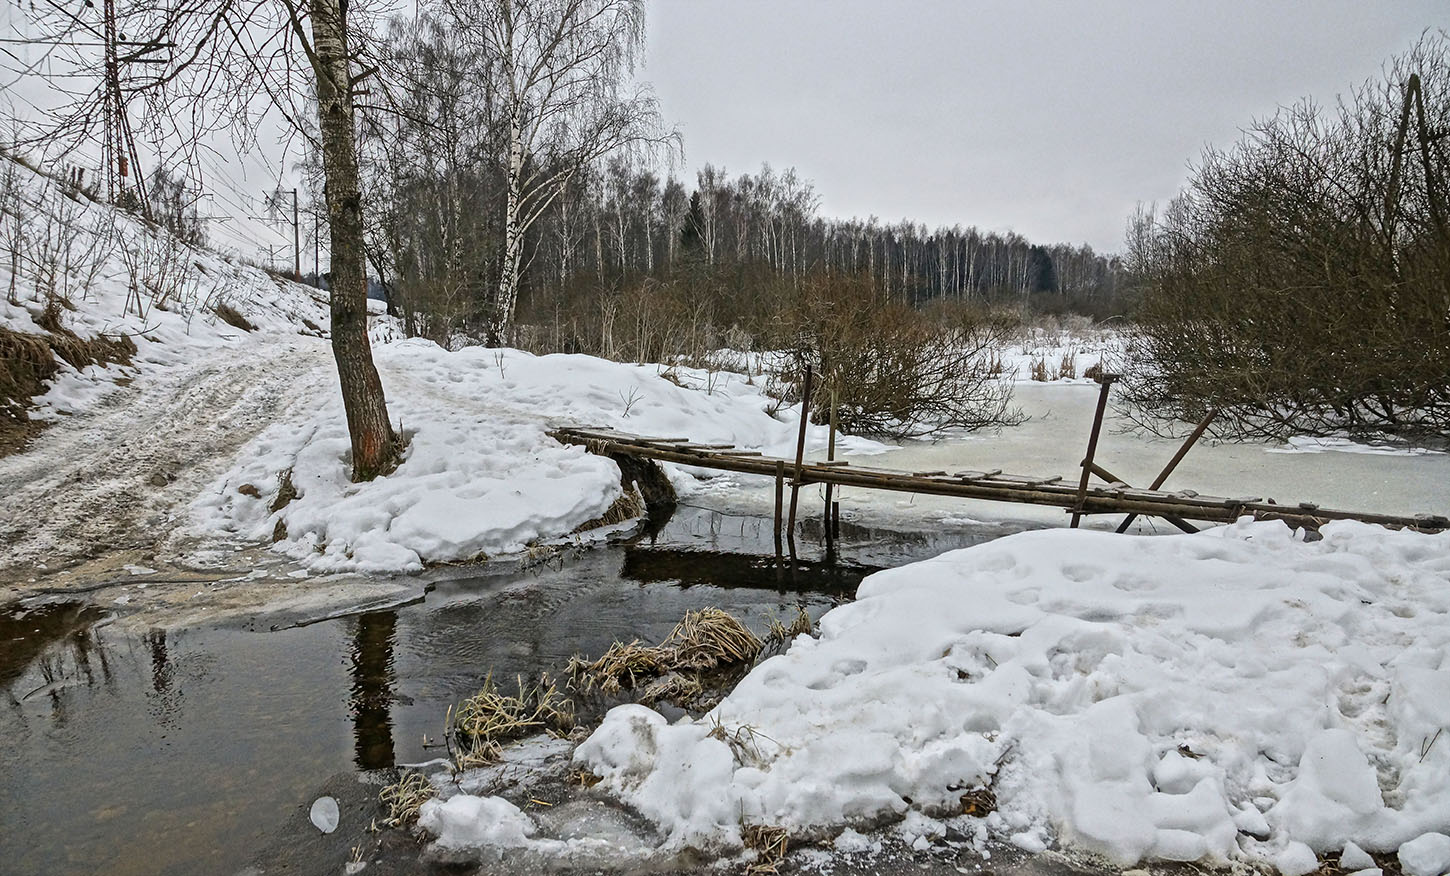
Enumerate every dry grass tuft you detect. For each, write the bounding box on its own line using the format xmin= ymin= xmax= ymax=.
xmin=570 ymin=487 xmax=644 ymax=534
xmin=661 ymin=608 xmax=762 ymax=671
xmin=1 ymin=325 xmax=134 ymax=456
xmin=379 ymin=771 xmax=435 ymax=827
xmin=1058 ymin=350 xmax=1077 ymax=380
xmin=766 ymin=607 xmax=813 ymax=645
xmin=566 ymin=639 xmax=668 ymax=694
xmin=214 ymin=302 xmax=256 ymax=332
xmin=638 ymin=672 xmax=704 ymax=705
xmin=743 ymin=824 xmax=790 ymax=875
xmin=959 ymin=785 xmax=997 ymax=817
xmin=269 ymin=467 xmax=298 ymax=513
xmin=450 ymin=673 xmax=574 ymax=767
xmin=707 ymin=716 xmax=775 ymax=767
xmin=567 ymin=607 xmax=763 ymax=702
xmin=1029 ymin=357 xmax=1049 ymax=382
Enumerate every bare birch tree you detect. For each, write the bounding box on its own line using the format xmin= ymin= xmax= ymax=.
xmin=2 ymin=0 xmax=399 ymax=480
xmin=436 ymin=0 xmax=675 ymax=346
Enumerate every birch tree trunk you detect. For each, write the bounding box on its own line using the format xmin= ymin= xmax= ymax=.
xmin=310 ymin=0 xmax=397 ymax=480
xmin=491 ymin=108 xmax=526 ymax=346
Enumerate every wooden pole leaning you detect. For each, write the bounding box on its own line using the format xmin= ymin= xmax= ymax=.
xmin=1116 ymin=408 xmax=1218 ymax=533
xmin=786 ymin=365 xmax=815 ymax=560
xmin=1071 ymin=373 xmax=1119 ymax=528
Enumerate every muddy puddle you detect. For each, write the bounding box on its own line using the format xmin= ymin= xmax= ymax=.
xmin=0 ymin=506 xmax=1030 ymax=876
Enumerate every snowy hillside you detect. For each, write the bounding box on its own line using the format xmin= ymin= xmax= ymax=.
xmin=193 ymin=343 xmax=886 ymax=572
xmin=0 ymin=152 xmax=331 ymax=423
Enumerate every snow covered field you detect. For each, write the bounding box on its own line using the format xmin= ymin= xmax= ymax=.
xmin=192 ymin=342 xmax=884 ymax=572
xmin=422 ymin=519 xmax=1450 ymax=875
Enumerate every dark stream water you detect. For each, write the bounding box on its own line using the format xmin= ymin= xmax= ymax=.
xmin=0 ymin=507 xmax=1028 ymax=876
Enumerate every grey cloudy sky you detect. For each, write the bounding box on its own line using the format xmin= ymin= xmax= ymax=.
xmin=641 ymin=1 xmax=1445 ymax=253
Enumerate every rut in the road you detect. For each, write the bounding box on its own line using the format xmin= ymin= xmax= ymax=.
xmin=0 ymin=340 xmax=329 ymax=578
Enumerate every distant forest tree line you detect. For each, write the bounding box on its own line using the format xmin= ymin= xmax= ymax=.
xmin=370 ymin=156 xmax=1128 ymax=347
xmin=358 ymin=13 xmax=1126 ymax=350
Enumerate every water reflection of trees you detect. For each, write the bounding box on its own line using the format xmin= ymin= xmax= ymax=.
xmin=349 ymin=611 xmax=398 ymax=770
xmin=0 ymin=602 xmax=107 ymax=692
xmin=0 ymin=604 xmax=200 ymax=733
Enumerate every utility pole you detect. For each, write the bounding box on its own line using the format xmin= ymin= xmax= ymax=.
xmin=101 ymin=0 xmax=118 ymax=204
xmin=291 ymin=188 xmax=300 ymax=282
xmin=5 ymin=6 xmax=170 ymax=212
xmin=314 ymin=206 xmax=321 ymax=288
xmin=100 ymin=0 xmax=156 ymax=216
xmin=266 ymin=186 xmax=302 ymax=281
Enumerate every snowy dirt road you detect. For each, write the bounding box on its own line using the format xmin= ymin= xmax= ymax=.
xmin=0 ymin=337 xmax=332 ymax=592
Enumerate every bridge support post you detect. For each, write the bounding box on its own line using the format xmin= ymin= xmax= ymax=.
xmin=1071 ymin=374 xmax=1118 ymax=528
xmin=774 ymin=460 xmax=785 ymax=559
xmin=786 ymin=366 xmax=815 ymax=560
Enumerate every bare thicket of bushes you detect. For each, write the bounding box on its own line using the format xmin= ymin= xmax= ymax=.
xmin=519 ymin=270 xmax=1022 ymax=437
xmin=1 ymin=156 xmax=112 ymax=328
xmin=1122 ymin=33 xmax=1450 ymax=443
xmin=786 ymin=277 xmax=1021 ymax=438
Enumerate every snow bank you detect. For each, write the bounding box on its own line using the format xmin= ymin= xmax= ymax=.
xmin=559 ymin=520 xmax=1450 ymax=867
xmin=0 ymin=155 xmax=331 ymax=416
xmin=194 ymin=341 xmax=885 ymax=572
xmin=1267 ymin=436 xmax=1444 ymax=458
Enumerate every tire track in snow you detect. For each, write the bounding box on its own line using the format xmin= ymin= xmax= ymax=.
xmin=0 ymin=338 xmax=332 ymax=581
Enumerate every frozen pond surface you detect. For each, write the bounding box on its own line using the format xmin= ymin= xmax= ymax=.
xmin=0 ymin=508 xmax=1016 ymax=876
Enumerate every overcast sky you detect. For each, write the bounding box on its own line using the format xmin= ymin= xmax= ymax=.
xmin=642 ymin=2 xmax=1445 ymax=253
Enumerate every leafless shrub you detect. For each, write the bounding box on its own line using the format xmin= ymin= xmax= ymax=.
xmin=787 ymin=276 xmax=1021 ymax=439
xmin=118 ymin=224 xmax=191 ymax=320
xmin=1 ymin=158 xmax=25 ymax=307
xmin=5 ymin=177 xmax=113 ymax=326
xmin=1121 ymin=32 xmax=1450 ymax=443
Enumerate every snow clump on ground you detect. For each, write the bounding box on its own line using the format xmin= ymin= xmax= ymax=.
xmin=413 ymin=518 xmax=1450 ymax=871
xmin=194 ymin=341 xmax=885 ymax=572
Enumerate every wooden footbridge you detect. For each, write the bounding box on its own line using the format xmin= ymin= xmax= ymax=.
xmin=550 ymin=372 xmax=1449 ymax=558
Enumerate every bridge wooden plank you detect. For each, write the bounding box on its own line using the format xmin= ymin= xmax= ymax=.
xmin=551 ymin=427 xmax=1447 ymax=533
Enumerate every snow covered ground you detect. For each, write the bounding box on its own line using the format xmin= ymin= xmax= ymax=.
xmin=192 ymin=342 xmax=886 ymax=573
xmin=421 ymin=519 xmax=1450 ymax=875
xmin=0 ymin=155 xmax=341 ymax=581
